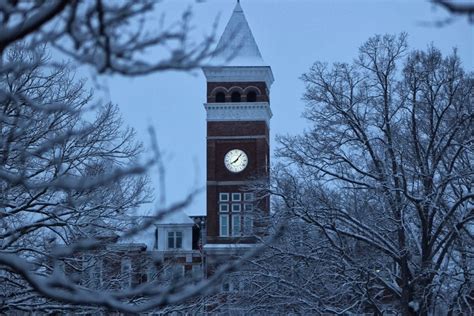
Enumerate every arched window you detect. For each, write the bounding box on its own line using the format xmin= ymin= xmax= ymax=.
xmin=231 ymin=92 xmax=241 ymax=102
xmin=246 ymin=91 xmax=257 ymax=102
xmin=216 ymin=92 xmax=225 ymax=103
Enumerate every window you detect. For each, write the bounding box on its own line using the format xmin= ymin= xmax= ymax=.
xmin=219 ymin=192 xmax=252 ymax=237
xmin=219 ymin=203 xmax=229 ymax=212
xmin=244 ymin=203 xmax=253 ymax=212
xmin=168 ymin=231 xmax=183 ymax=249
xmin=244 ymin=215 xmax=253 ymax=235
xmin=219 ymin=192 xmax=229 ymax=202
xmin=244 ymin=192 xmax=255 ymax=201
xmin=247 ymin=91 xmax=257 ymax=102
xmin=215 ymin=92 xmax=225 ymax=102
xmin=232 ymin=193 xmax=241 ymax=201
xmin=232 ymin=215 xmax=241 ymax=236
xmin=232 ymin=203 xmax=241 ymax=212
xmin=220 ymin=214 xmax=229 ymax=236
xmin=231 ymin=91 xmax=241 ymax=102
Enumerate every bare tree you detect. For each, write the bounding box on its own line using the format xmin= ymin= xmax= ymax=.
xmin=240 ymin=34 xmax=473 ymax=315
xmin=0 ymin=1 xmax=252 ymax=313
xmin=0 ymin=45 xmax=151 ymax=313
xmin=0 ymin=0 xmax=217 ymax=75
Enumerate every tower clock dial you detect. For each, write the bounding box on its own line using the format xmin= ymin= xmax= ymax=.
xmin=224 ymin=149 xmax=248 ymax=173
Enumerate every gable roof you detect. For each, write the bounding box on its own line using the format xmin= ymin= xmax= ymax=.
xmin=156 ymin=209 xmax=195 ymax=225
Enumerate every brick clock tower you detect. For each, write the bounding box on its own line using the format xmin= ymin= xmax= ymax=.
xmin=202 ymin=2 xmax=274 ymax=256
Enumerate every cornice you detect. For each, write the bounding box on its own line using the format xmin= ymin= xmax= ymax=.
xmin=204 ymin=102 xmax=272 ymax=127
xmin=202 ymin=66 xmax=274 ymax=89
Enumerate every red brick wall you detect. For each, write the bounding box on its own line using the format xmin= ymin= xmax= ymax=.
xmin=206 ymin=119 xmax=270 ymax=242
xmin=207 ymin=121 xmax=269 ymax=139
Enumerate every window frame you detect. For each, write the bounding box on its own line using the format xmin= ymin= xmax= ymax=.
xmin=231 ymin=192 xmax=241 ymax=201
xmin=232 ymin=203 xmax=241 ymax=213
xmin=244 ymin=192 xmax=255 ymax=201
xmin=167 ymin=231 xmax=183 ymax=249
xmin=219 ymin=203 xmax=229 ymax=212
xmin=220 ymin=214 xmax=229 ymax=237
xmin=244 ymin=215 xmax=253 ymax=236
xmin=232 ymin=214 xmax=241 ymax=237
xmin=219 ymin=192 xmax=229 ymax=202
xmin=244 ymin=203 xmax=253 ymax=212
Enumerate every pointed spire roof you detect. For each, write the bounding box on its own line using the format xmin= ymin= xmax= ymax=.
xmin=210 ymin=2 xmax=267 ymax=67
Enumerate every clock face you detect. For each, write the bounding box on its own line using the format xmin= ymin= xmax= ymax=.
xmin=224 ymin=149 xmax=248 ymax=173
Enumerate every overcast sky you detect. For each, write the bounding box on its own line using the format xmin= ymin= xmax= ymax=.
xmin=102 ymin=0 xmax=473 ymax=216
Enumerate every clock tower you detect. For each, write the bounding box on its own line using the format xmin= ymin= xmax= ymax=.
xmin=202 ymin=2 xmax=273 ymax=251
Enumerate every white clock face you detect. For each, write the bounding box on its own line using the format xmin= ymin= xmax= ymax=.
xmin=224 ymin=149 xmax=248 ymax=173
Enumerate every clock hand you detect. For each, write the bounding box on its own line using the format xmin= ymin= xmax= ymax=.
xmin=232 ymin=153 xmax=242 ymax=164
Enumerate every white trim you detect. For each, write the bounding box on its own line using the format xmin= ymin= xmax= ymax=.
xmin=219 ymin=203 xmax=229 ymax=212
xmin=220 ymin=214 xmax=229 ymax=237
xmin=203 ymin=66 xmax=274 ymax=89
xmin=231 ymin=192 xmax=241 ymax=201
xmin=219 ymin=192 xmax=229 ymax=202
xmin=204 ymin=102 xmax=272 ymax=126
xmin=232 ymin=214 xmax=241 ymax=236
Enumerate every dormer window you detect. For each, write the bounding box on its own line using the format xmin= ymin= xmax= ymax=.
xmin=168 ymin=231 xmax=183 ymax=249
xmin=247 ymin=91 xmax=257 ymax=102
xmin=216 ymin=92 xmax=226 ymax=103
xmin=231 ymin=91 xmax=241 ymax=102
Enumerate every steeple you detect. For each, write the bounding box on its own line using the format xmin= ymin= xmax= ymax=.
xmin=203 ymin=2 xmax=274 ymax=89
xmin=210 ymin=1 xmax=266 ymax=67
xmin=202 ymin=1 xmax=273 ymax=253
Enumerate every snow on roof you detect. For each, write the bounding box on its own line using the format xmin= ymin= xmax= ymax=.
xmin=156 ymin=209 xmax=195 ymax=225
xmin=120 ymin=223 xmax=155 ymax=250
xmin=209 ymin=2 xmax=266 ymax=67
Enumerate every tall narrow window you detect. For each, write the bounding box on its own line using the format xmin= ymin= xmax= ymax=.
xmin=232 ymin=215 xmax=241 ymax=236
xmin=247 ymin=91 xmax=257 ymax=102
xmin=231 ymin=91 xmax=241 ymax=102
xmin=215 ymin=92 xmax=225 ymax=102
xmin=244 ymin=215 xmax=253 ymax=236
xmin=220 ymin=214 xmax=229 ymax=236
